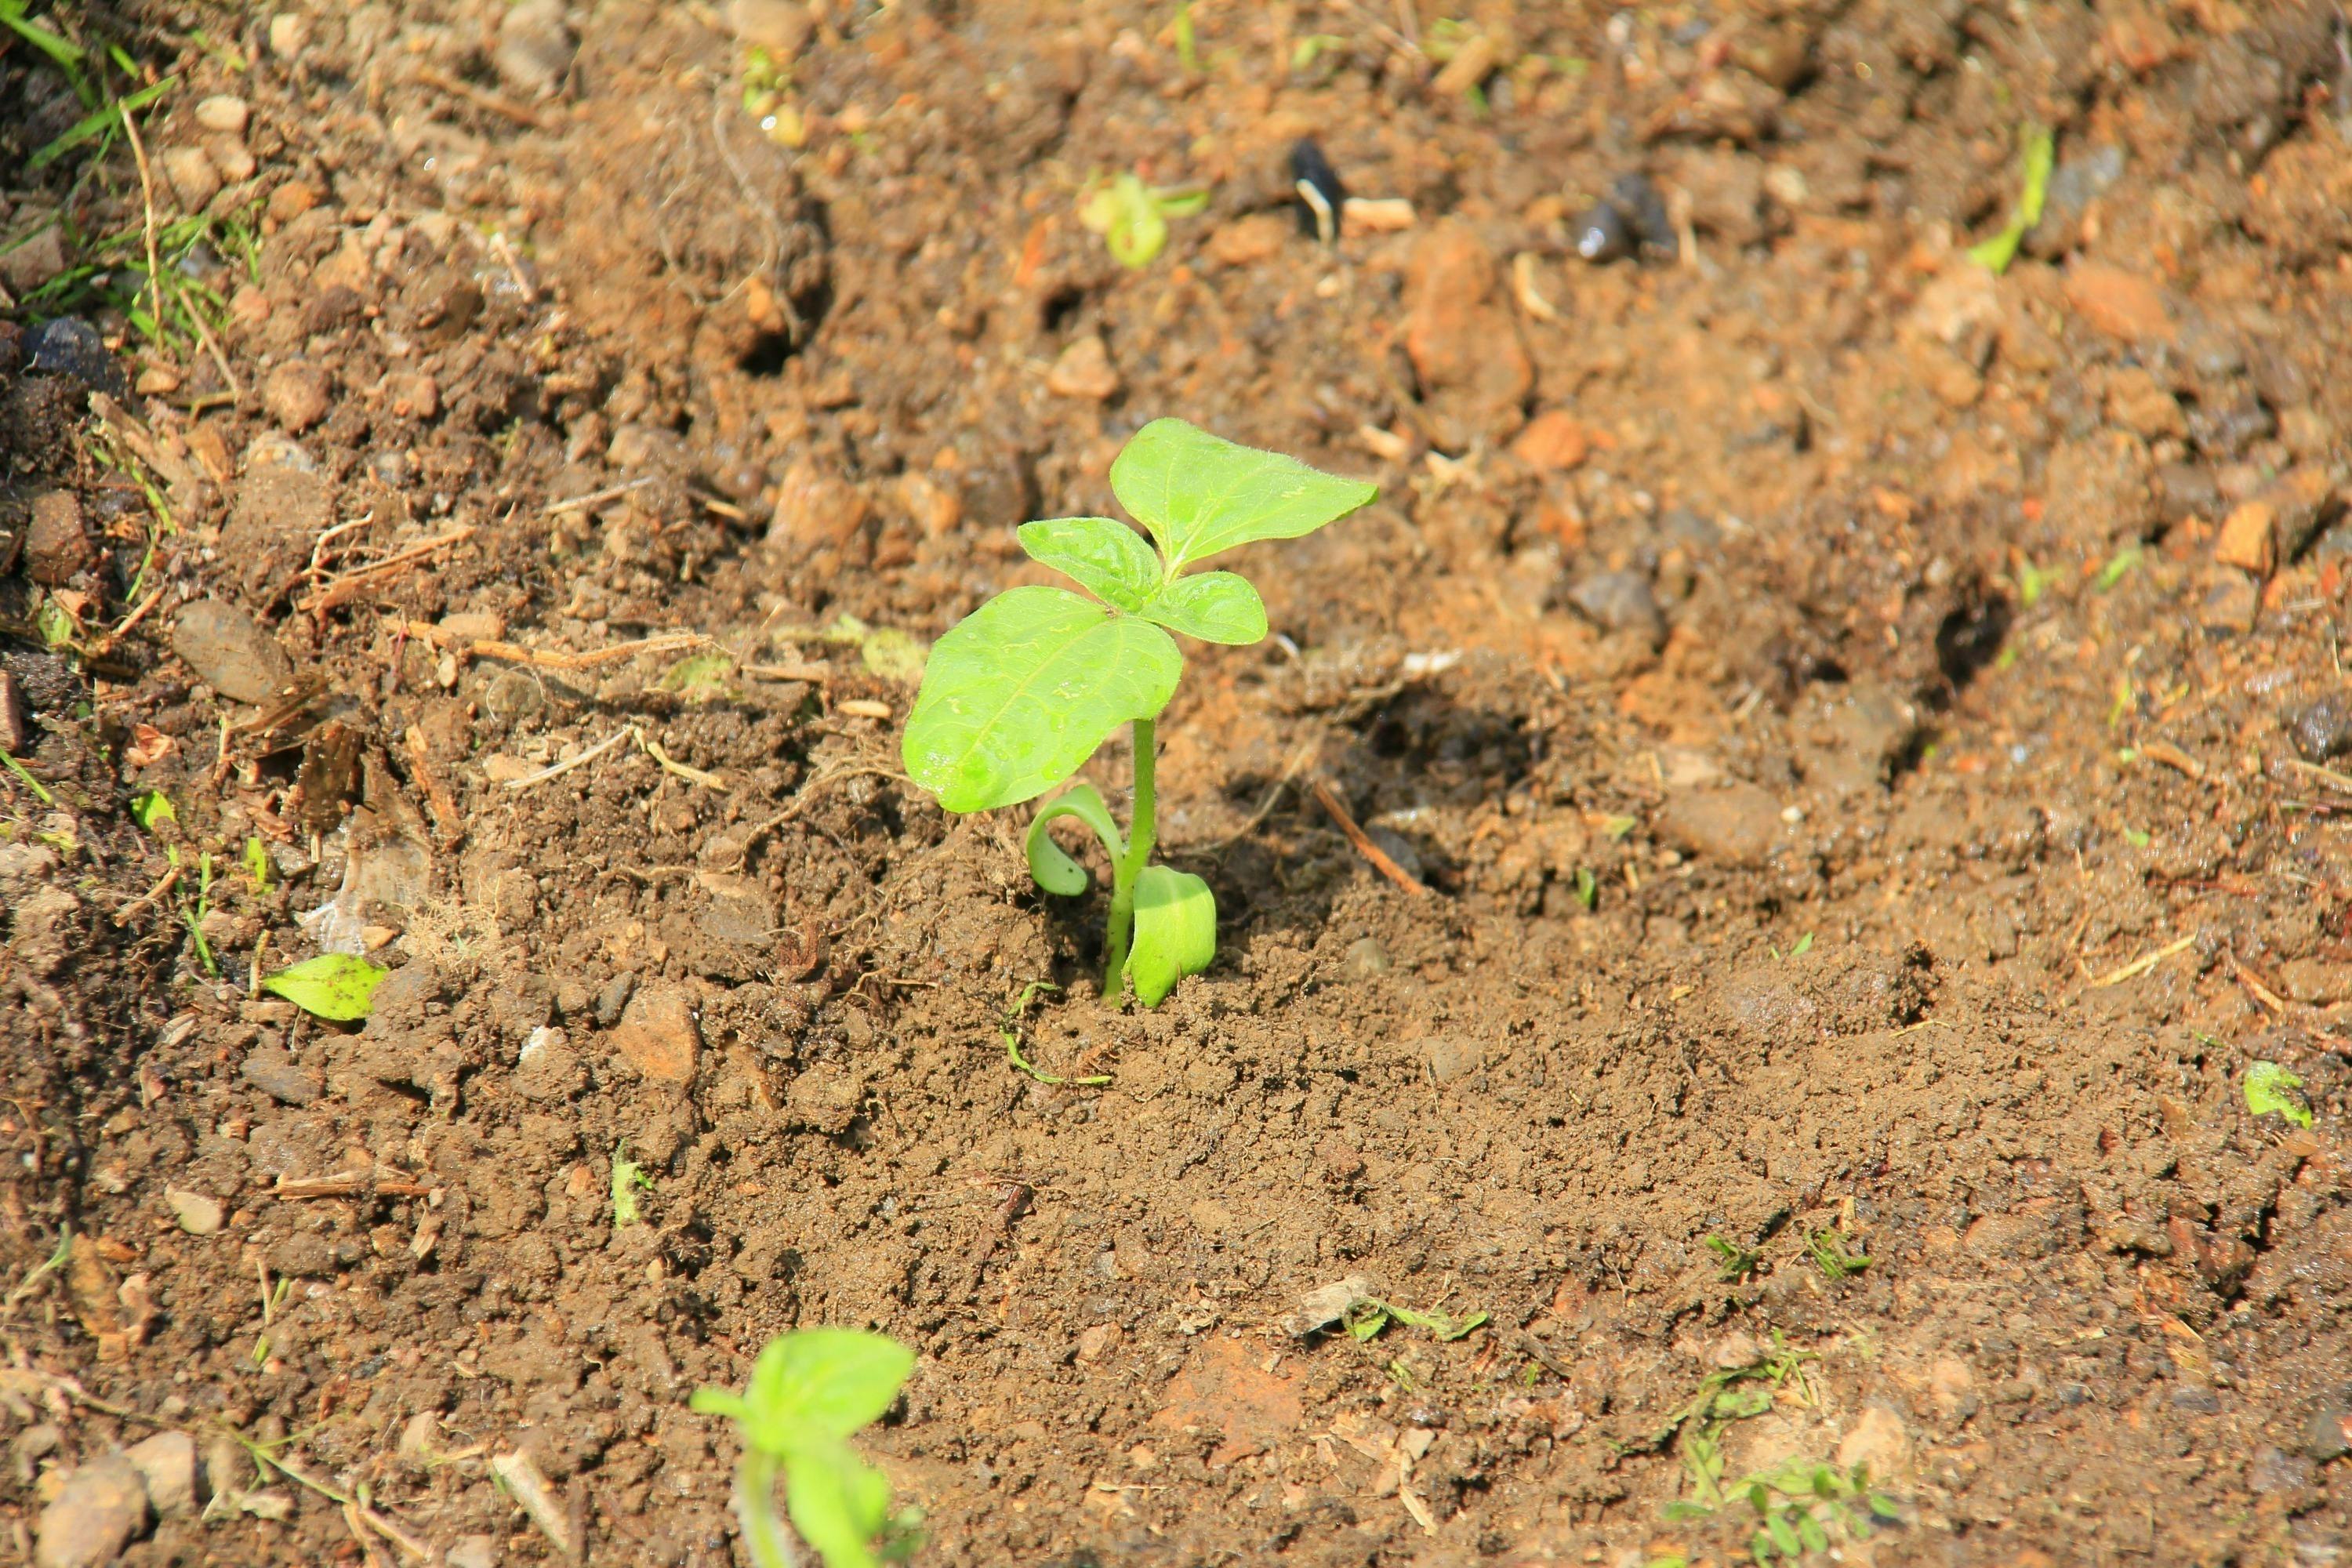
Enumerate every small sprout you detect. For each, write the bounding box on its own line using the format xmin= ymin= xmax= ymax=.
xmin=1290 ymin=139 xmax=1345 ymax=245
xmin=1574 ymin=866 xmax=1599 ymax=910
xmin=2244 ymin=1061 xmax=2314 ymax=1128
xmin=998 ymin=981 xmax=1109 ymax=1087
xmin=1603 ymin=815 xmax=1639 ymax=840
xmin=1967 ymin=125 xmax=2053 ymax=274
xmin=1289 ymin=32 xmax=1345 ymax=72
xmin=1078 ymin=173 xmax=1210 ymax=269
xmin=902 ymin=419 xmax=1375 ymax=1007
xmin=690 ymin=1329 xmax=920 ymax=1568
xmin=1807 ymin=1229 xmax=1871 ymax=1281
xmin=2096 ymin=543 xmax=2142 ymax=590
xmin=1789 ymin=931 xmax=1815 ymax=958
xmin=612 ymin=1142 xmax=654 ymax=1226
xmin=2016 ymin=557 xmax=2053 ymax=608
xmin=2 ymin=750 xmax=57 ymax=806
xmin=260 ymin=953 xmax=387 ymax=1022
xmin=2123 ymin=826 xmax=2151 ymax=848
xmin=242 ymin=835 xmax=272 ymax=892
xmin=1170 ymin=2 xmax=1200 ymax=72
xmin=131 ymin=788 xmax=177 ymax=831
xmin=1345 ymin=1297 xmax=1489 ymax=1343
xmin=662 ymin=651 xmax=739 ymax=702
xmin=1704 ymin=1235 xmax=1762 ymax=1283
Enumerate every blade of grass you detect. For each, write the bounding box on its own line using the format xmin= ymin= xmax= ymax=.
xmin=31 ymin=74 xmax=173 ymax=170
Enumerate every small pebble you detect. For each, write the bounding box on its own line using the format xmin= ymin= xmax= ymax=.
xmin=1609 ymin=172 xmax=1678 ymax=256
xmin=266 ymin=10 xmax=309 ymax=59
xmin=260 ymin=360 xmax=333 ymax=433
xmin=2288 ymin=692 xmax=2352 ymax=762
xmin=34 ymin=1454 xmax=151 ymax=1568
xmin=1572 ymin=199 xmax=1632 ymax=263
xmin=27 ymin=318 xmax=125 ymax=396
xmin=1290 ymin=139 xmax=1346 ymax=242
xmin=595 ymin=972 xmax=637 ymax=1029
xmin=165 ymin=1187 xmax=224 ymax=1236
xmin=24 ymin=492 xmax=92 ymax=586
xmin=159 ymin=145 xmax=222 ymax=212
xmin=171 ymin=599 xmax=297 ymax=705
xmin=194 ymin=94 xmax=249 ymax=135
xmin=1566 ymin=569 xmax=1665 ymax=644
xmin=1340 ymin=936 xmax=1390 ymax=980
xmin=123 ymin=1432 xmax=198 ymax=1518
xmin=2305 ymin=1396 xmax=2352 ymax=1461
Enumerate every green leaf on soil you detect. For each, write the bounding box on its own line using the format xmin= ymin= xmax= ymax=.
xmin=611 ymin=1140 xmax=654 ymax=1226
xmin=713 ymin=1328 xmax=916 ymax=1457
xmin=1138 ymin=571 xmax=1268 ymax=645
xmin=1575 ymin=866 xmax=1599 ymax=909
xmin=901 ymin=586 xmax=1181 ymax=812
xmin=31 ymin=76 xmax=177 ymax=170
xmin=1109 ymin=418 xmax=1377 ymax=572
xmin=1125 ymin=863 xmax=1216 ymax=1007
xmin=242 ymin=835 xmax=272 ymax=891
xmin=1018 ymin=517 xmax=1163 ymax=612
xmin=660 ymin=650 xmax=738 ymax=702
xmin=2244 ymin=1061 xmax=2314 ymax=1127
xmin=131 ymin=789 xmax=177 ymax=831
xmin=259 ymin=953 xmax=387 ymax=1022
xmin=1965 ymin=124 xmax=2053 ymax=274
xmin=2096 ymin=544 xmax=2142 ymax=590
xmin=1080 ymin=172 xmax=1174 ymax=269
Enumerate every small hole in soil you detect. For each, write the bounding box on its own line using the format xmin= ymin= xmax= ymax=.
xmin=738 ymin=331 xmax=795 ymax=377
xmin=1934 ymin=590 xmax=2013 ymax=695
xmin=1040 ymin=285 xmax=1084 ymax=333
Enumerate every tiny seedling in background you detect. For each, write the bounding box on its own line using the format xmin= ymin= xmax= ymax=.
xmin=611 ymin=1142 xmax=654 ymax=1225
xmin=1345 ymin=1296 xmax=1489 ymax=1343
xmin=902 ymin=419 xmax=1376 ymax=1006
xmin=1704 ymin=1235 xmax=1762 ymax=1283
xmin=1078 ymin=173 xmax=1210 ymax=269
xmin=690 ymin=1329 xmax=920 ymax=1568
xmin=1967 ymin=125 xmax=2053 ymax=274
xmin=2244 ymin=1061 xmax=2314 ymax=1128
xmin=131 ymin=788 xmax=176 ymax=831
xmin=1807 ymin=1229 xmax=1871 ymax=1281
xmin=241 ymin=835 xmax=272 ymax=892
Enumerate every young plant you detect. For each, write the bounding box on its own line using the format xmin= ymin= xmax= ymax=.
xmin=690 ymin=1329 xmax=919 ymax=1568
xmin=900 ymin=419 xmax=1376 ymax=1005
xmin=1078 ymin=173 xmax=1210 ymax=268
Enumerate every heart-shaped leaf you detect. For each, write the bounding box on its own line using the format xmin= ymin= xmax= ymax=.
xmin=902 ymin=586 xmax=1182 ymax=812
xmin=1125 ymin=864 xmax=1216 ymax=1006
xmin=1018 ymin=517 xmax=1162 ymax=612
xmin=1110 ymin=418 xmax=1377 ymax=572
xmin=1025 ymin=782 xmax=1124 ymax=896
xmin=1141 ymin=571 xmax=1267 ymax=645
xmin=260 ymin=953 xmax=387 ymax=1022
xmin=739 ymin=1329 xmax=915 ymax=1454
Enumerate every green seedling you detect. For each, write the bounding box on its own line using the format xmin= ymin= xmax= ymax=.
xmin=1704 ymin=1236 xmax=1762 ymax=1283
xmin=182 ymin=850 xmax=217 ymax=976
xmin=998 ymin=981 xmax=1109 ymax=1087
xmin=2244 ymin=1061 xmax=2314 ymax=1128
xmin=1345 ymin=1297 xmax=1489 ymax=1343
xmin=1078 ymin=173 xmax=1210 ymax=269
xmin=2096 ymin=543 xmax=2142 ymax=591
xmin=1 ymin=750 xmax=56 ymax=806
xmin=1574 ymin=866 xmax=1599 ymax=909
xmin=1806 ymin=1229 xmax=1871 ymax=1281
xmin=1967 ymin=124 xmax=2053 ymax=274
xmin=260 ymin=953 xmax=387 ymax=1022
xmin=131 ymin=788 xmax=176 ymax=831
xmin=242 ymin=835 xmax=272 ymax=892
xmin=612 ymin=1142 xmax=654 ymax=1225
xmin=902 ymin=419 xmax=1376 ymax=1006
xmin=1664 ymin=1452 xmax=1896 ymax=1563
xmin=690 ymin=1329 xmax=921 ymax=1568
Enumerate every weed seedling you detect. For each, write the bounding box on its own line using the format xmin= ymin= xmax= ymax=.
xmin=1704 ymin=1235 xmax=1762 ymax=1283
xmin=902 ymin=419 xmax=1375 ymax=1006
xmin=999 ymin=981 xmax=1109 ymax=1087
xmin=1806 ymin=1229 xmax=1871 ymax=1281
xmin=1078 ymin=174 xmax=1210 ymax=268
xmin=2244 ymin=1061 xmax=2314 ymax=1128
xmin=691 ymin=1329 xmax=920 ymax=1568
xmin=611 ymin=1141 xmax=654 ymax=1226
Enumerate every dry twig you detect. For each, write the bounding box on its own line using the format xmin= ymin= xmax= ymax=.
xmin=303 ymin=527 xmax=477 ymax=613
xmin=2086 ymin=932 xmax=2198 ymax=989
xmin=1310 ymin=778 xmax=1430 ymax=896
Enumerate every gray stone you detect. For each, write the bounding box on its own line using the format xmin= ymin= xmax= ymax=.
xmin=594 ymin=971 xmax=636 ymax=1029
xmin=35 ymin=1454 xmax=151 ymax=1568
xmin=2289 ymin=692 xmax=2352 ymax=763
xmin=124 ymin=1431 xmax=199 ymax=1517
xmin=2305 ymin=1396 xmax=2352 ymax=1462
xmin=1565 ymin=569 xmax=1664 ymax=645
xmin=172 ymin=600 xmax=296 ymax=704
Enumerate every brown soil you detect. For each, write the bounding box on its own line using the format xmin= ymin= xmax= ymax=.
xmin=5 ymin=2 xmax=2352 ymax=1565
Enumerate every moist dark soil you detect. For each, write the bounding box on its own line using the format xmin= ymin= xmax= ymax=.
xmin=5 ymin=2 xmax=2352 ymax=1565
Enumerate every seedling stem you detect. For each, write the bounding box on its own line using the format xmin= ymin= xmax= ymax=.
xmin=1101 ymin=718 xmax=1156 ymax=996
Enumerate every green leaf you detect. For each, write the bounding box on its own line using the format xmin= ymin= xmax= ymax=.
xmin=31 ymin=76 xmax=176 ymax=170
xmin=1079 ymin=173 xmax=1171 ymax=269
xmin=740 ymin=1329 xmax=915 ymax=1453
xmin=1109 ymin=418 xmax=1377 ymax=572
xmin=260 ymin=953 xmax=387 ymax=1022
xmin=1025 ymin=783 xmax=1124 ymax=897
xmin=1966 ymin=125 xmax=2053 ymax=274
xmin=1765 ymin=1512 xmax=1802 ymax=1555
xmin=1796 ymin=1511 xmax=1829 ymax=1552
xmin=1140 ymin=572 xmax=1268 ymax=644
xmin=660 ymin=651 xmax=738 ymax=701
xmin=902 ymin=586 xmax=1181 ymax=813
xmin=782 ymin=1443 xmax=893 ymax=1568
xmin=130 ymin=789 xmax=177 ymax=831
xmin=1018 ymin=517 xmax=1163 ymax=612
xmin=2244 ymin=1061 xmax=2314 ymax=1127
xmin=1125 ymin=863 xmax=1215 ymax=1006
xmin=242 ymin=835 xmax=272 ymax=891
